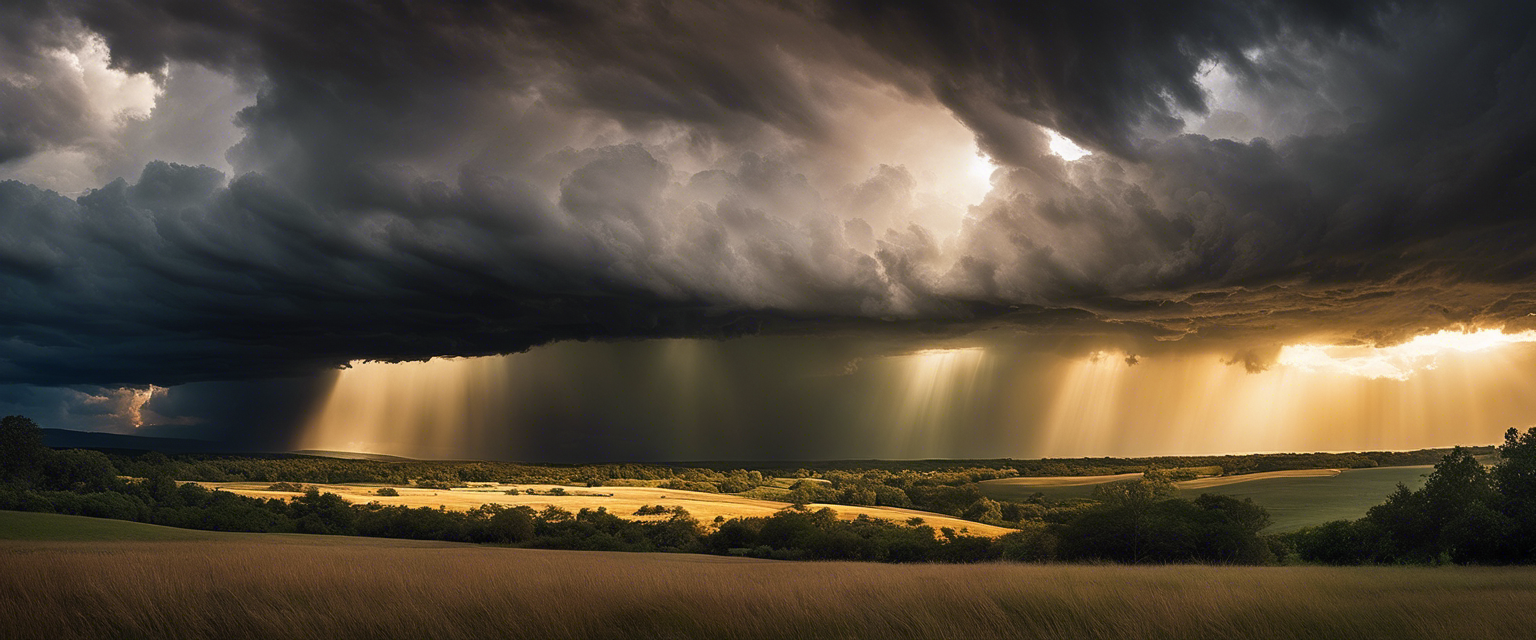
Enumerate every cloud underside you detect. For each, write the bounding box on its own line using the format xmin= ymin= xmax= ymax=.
xmin=1 ymin=0 xmax=1535 ymax=386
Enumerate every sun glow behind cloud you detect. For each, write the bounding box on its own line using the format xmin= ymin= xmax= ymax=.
xmin=1276 ymin=329 xmax=1536 ymax=380
xmin=966 ymin=151 xmax=997 ymax=190
xmin=1045 ymin=129 xmax=1091 ymax=161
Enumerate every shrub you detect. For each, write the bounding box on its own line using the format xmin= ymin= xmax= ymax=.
xmin=659 ymin=479 xmax=720 ymax=493
xmin=376 ymin=487 xmax=399 ymax=496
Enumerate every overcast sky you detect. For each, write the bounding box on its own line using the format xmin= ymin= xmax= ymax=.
xmin=2 ymin=0 xmax=1534 ymax=459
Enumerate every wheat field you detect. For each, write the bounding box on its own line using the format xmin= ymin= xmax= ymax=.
xmin=5 ymin=535 xmax=1536 ymax=640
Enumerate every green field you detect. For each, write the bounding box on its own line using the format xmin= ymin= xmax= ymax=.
xmin=0 ymin=511 xmax=468 ymax=548
xmin=0 ymin=510 xmax=222 ymax=542
xmin=1191 ymin=466 xmax=1432 ymax=532
xmin=980 ymin=466 xmax=1433 ymax=532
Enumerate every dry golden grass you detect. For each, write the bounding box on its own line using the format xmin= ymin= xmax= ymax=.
xmin=201 ymin=481 xmax=1015 ymax=536
xmin=1176 ymin=468 xmax=1342 ymax=489
xmin=981 ymin=468 xmax=1343 ymax=492
xmin=6 ymin=537 xmax=1536 ymax=640
xmin=982 ymin=473 xmax=1147 ymax=488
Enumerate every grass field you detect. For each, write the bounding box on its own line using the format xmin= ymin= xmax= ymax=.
xmin=0 ymin=511 xmax=470 ymax=548
xmin=4 ymin=515 xmax=1536 ymax=640
xmin=0 ymin=510 xmax=221 ymax=542
xmin=199 ymin=481 xmax=1016 ymax=536
xmin=980 ymin=466 xmax=1432 ymax=531
xmin=1181 ymin=466 xmax=1432 ymax=531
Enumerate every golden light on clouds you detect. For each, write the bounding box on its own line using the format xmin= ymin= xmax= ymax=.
xmin=125 ymin=385 xmax=164 ymax=428
xmin=1277 ymin=329 xmax=1536 ymax=381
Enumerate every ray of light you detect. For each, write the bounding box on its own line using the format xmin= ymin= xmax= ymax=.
xmin=294 ymin=331 xmax=1536 ymax=462
xmin=880 ymin=347 xmax=990 ymax=458
xmin=1035 ymin=331 xmax=1536 ymax=458
xmin=298 ymin=356 xmax=523 ymax=459
xmin=1039 ymin=351 xmax=1130 ymax=457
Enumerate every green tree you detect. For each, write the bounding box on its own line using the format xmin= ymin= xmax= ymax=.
xmin=486 ymin=506 xmax=536 ymax=543
xmin=1363 ymin=447 xmax=1499 ymax=562
xmin=43 ymin=449 xmax=118 ymax=492
xmin=0 ymin=415 xmax=47 ymax=485
xmin=289 ymin=489 xmax=358 ymax=535
xmin=1494 ymin=427 xmax=1536 ymax=558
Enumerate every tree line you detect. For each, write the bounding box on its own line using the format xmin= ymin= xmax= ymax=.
xmin=1288 ymin=427 xmax=1536 ymax=565
xmin=1 ymin=414 xmax=1280 ymax=564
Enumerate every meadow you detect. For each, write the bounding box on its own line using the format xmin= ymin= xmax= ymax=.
xmin=3 ymin=510 xmax=1534 ymax=640
xmin=980 ymin=465 xmax=1433 ymax=531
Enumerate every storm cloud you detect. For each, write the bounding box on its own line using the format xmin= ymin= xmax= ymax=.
xmin=1 ymin=0 xmax=1534 ymax=396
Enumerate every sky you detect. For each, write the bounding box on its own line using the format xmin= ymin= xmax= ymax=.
xmin=2 ymin=0 xmax=1535 ymax=460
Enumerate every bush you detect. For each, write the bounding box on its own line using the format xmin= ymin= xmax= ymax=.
xmin=376 ymin=487 xmax=399 ymax=496
xmin=266 ymin=482 xmax=305 ymax=492
xmin=659 ymin=480 xmax=720 ymax=493
xmin=1290 ymin=520 xmax=1390 ymax=564
xmin=1056 ymin=482 xmax=1272 ymax=564
xmin=485 ymin=506 xmax=536 ymax=543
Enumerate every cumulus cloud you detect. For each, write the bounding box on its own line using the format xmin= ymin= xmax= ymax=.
xmin=0 ymin=6 xmax=163 ymax=190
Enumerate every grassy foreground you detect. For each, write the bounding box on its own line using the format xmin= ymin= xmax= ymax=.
xmin=3 ymin=515 xmax=1535 ymax=640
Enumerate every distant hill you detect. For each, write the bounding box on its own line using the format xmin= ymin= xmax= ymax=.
xmin=289 ymin=449 xmax=416 ymax=461
xmin=40 ymin=428 xmax=250 ymax=455
xmin=40 ymin=429 xmax=417 ymax=460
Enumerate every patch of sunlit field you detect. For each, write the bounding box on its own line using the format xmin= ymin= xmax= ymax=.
xmin=198 ymin=481 xmax=1015 ymax=536
xmin=6 ymin=533 xmax=1536 ymax=640
xmin=979 ymin=466 xmax=1432 ymax=532
xmin=979 ymin=468 xmax=1339 ymax=493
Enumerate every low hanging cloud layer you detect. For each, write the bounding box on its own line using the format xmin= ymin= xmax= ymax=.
xmin=2 ymin=0 xmax=1535 ymax=391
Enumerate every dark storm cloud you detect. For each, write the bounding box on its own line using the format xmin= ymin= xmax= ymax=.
xmin=1 ymin=0 xmax=1535 ymax=392
xmin=931 ymin=0 xmax=1536 ymax=341
xmin=0 ymin=160 xmax=801 ymax=386
xmin=827 ymin=0 xmax=1398 ymax=159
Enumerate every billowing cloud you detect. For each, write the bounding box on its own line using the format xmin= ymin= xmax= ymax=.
xmin=0 ymin=0 xmax=1533 ymax=402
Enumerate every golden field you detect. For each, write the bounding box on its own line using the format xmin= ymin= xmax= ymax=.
xmin=197 ymin=481 xmax=1017 ymax=536
xmin=1175 ymin=468 xmax=1342 ymax=490
xmin=979 ymin=468 xmax=1342 ymax=491
xmin=5 ymin=531 xmax=1536 ymax=640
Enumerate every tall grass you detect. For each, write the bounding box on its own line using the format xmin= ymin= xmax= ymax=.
xmin=5 ymin=538 xmax=1536 ymax=639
